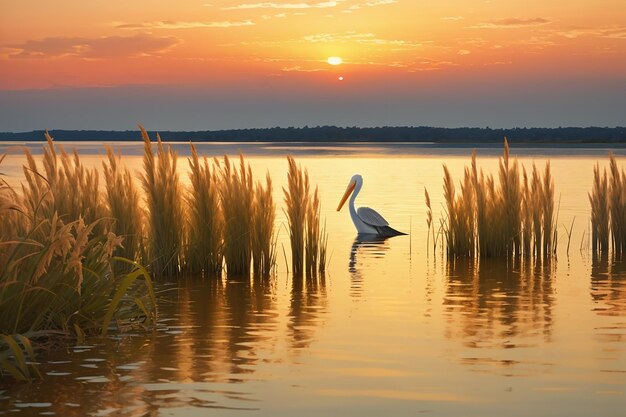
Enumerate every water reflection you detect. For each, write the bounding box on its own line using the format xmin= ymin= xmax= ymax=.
xmin=349 ymin=235 xmax=390 ymax=297
xmin=288 ymin=274 xmax=328 ymax=351
xmin=444 ymin=258 xmax=555 ymax=349
xmin=590 ymin=257 xmax=626 ymax=347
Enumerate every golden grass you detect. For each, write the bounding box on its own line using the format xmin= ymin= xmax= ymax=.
xmin=589 ymin=154 xmax=626 ymax=256
xmin=439 ymin=139 xmax=556 ymax=259
xmin=187 ymin=144 xmax=223 ymax=276
xmin=0 ymin=143 xmax=156 ymax=381
xmin=102 ymin=146 xmax=145 ymax=265
xmin=283 ymin=156 xmax=327 ymax=276
xmin=219 ymin=155 xmax=254 ymax=276
xmin=139 ymin=125 xmax=185 ymax=277
xmin=252 ymin=173 xmax=276 ymax=277
xmin=284 ymin=156 xmax=309 ymax=276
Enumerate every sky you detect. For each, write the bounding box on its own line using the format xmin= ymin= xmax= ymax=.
xmin=0 ymin=0 xmax=625 ymax=131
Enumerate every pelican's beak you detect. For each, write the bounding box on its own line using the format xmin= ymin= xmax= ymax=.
xmin=337 ymin=180 xmax=356 ymax=211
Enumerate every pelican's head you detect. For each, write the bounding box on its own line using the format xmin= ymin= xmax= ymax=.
xmin=337 ymin=174 xmax=362 ymax=211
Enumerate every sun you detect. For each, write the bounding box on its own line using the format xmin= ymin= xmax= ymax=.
xmin=327 ymin=56 xmax=343 ymax=66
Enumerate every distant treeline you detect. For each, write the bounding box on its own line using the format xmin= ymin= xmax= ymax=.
xmin=1 ymin=126 xmax=625 ymax=143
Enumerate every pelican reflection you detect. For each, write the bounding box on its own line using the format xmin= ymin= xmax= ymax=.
xmin=349 ymin=235 xmax=390 ymax=297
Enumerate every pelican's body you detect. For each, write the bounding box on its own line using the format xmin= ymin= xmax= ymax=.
xmin=337 ymin=174 xmax=406 ymax=237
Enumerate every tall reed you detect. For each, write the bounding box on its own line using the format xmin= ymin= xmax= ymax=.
xmin=102 ymin=146 xmax=144 ymax=264
xmin=252 ymin=173 xmax=276 ymax=277
xmin=284 ymin=156 xmax=309 ymax=276
xmin=283 ymin=156 xmax=327 ymax=275
xmin=441 ymin=139 xmax=556 ymax=259
xmin=219 ymin=155 xmax=254 ymax=276
xmin=1 ymin=145 xmax=156 ymax=381
xmin=139 ymin=126 xmax=185 ymax=277
xmin=589 ymin=163 xmax=609 ymax=253
xmin=589 ymin=154 xmax=626 ymax=256
xmin=187 ymin=144 xmax=223 ymax=276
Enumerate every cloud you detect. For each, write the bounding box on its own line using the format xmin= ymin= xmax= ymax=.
xmin=302 ymin=31 xmax=420 ymax=46
xmin=223 ymin=1 xmax=343 ymax=9
xmin=442 ymin=16 xmax=464 ymax=21
xmin=457 ymin=49 xmax=470 ymax=55
xmin=364 ymin=0 xmax=397 ymax=6
xmin=116 ymin=20 xmax=255 ymax=29
xmin=554 ymin=26 xmax=626 ymax=39
xmin=6 ymin=34 xmax=180 ymax=59
xmin=469 ymin=17 xmax=551 ymax=29
xmin=281 ymin=65 xmax=324 ymax=72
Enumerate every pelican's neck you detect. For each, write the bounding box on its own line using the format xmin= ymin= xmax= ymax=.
xmin=349 ymin=178 xmax=363 ymax=227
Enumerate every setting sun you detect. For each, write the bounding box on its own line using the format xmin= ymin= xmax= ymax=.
xmin=327 ymin=56 xmax=343 ymax=66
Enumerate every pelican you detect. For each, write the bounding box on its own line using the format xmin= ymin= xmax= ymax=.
xmin=337 ymin=174 xmax=406 ymax=237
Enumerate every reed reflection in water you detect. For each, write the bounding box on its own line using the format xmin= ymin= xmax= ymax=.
xmin=444 ymin=258 xmax=555 ymax=350
xmin=591 ymin=257 xmax=626 ymax=343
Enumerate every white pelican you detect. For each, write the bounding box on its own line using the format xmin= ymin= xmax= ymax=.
xmin=337 ymin=174 xmax=406 ymax=237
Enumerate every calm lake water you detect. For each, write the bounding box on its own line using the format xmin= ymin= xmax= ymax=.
xmin=1 ymin=142 xmax=625 ymax=416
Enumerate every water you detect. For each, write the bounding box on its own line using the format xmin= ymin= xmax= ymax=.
xmin=1 ymin=142 xmax=625 ymax=416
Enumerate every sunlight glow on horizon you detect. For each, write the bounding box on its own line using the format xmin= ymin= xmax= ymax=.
xmin=0 ymin=0 xmax=624 ymax=129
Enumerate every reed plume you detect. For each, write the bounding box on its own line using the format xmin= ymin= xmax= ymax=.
xmin=139 ymin=125 xmax=185 ymax=277
xmin=102 ymin=146 xmax=144 ymax=265
xmin=589 ymin=163 xmax=609 ymax=253
xmin=252 ymin=173 xmax=276 ymax=277
xmin=284 ymin=156 xmax=309 ymax=276
xmin=187 ymin=143 xmax=223 ymax=276
xmin=439 ymin=140 xmax=556 ymax=259
xmin=219 ymin=155 xmax=254 ymax=276
xmin=1 ymin=144 xmax=156 ymax=381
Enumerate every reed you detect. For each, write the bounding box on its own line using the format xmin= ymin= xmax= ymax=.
xmin=305 ymin=186 xmax=320 ymax=275
xmin=102 ymin=146 xmax=144 ymax=265
xmin=252 ymin=173 xmax=276 ymax=277
xmin=139 ymin=126 xmax=185 ymax=277
xmin=187 ymin=144 xmax=223 ymax=276
xmin=0 ymin=147 xmax=156 ymax=381
xmin=589 ymin=163 xmax=609 ymax=253
xmin=284 ymin=156 xmax=309 ymax=276
xmin=283 ymin=156 xmax=326 ymax=276
xmin=440 ymin=140 xmax=557 ymax=259
xmin=219 ymin=155 xmax=254 ymax=276
xmin=589 ymin=154 xmax=626 ymax=256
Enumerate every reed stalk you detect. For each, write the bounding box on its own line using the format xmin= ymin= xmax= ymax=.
xmin=284 ymin=156 xmax=309 ymax=276
xmin=1 ymin=145 xmax=156 ymax=381
xmin=219 ymin=155 xmax=254 ymax=276
xmin=187 ymin=144 xmax=223 ymax=276
xmin=102 ymin=146 xmax=144 ymax=265
xmin=252 ymin=173 xmax=276 ymax=277
xmin=439 ymin=140 xmax=557 ymax=259
xmin=589 ymin=163 xmax=609 ymax=253
xmin=139 ymin=125 xmax=185 ymax=277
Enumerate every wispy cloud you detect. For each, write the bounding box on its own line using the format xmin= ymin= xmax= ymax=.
xmin=5 ymin=34 xmax=180 ymax=59
xmin=364 ymin=0 xmax=397 ymax=6
xmin=115 ymin=20 xmax=255 ymax=29
xmin=303 ymin=31 xmax=420 ymax=47
xmin=442 ymin=16 xmax=464 ymax=21
xmin=281 ymin=65 xmax=325 ymax=72
xmin=469 ymin=17 xmax=551 ymax=29
xmin=553 ymin=26 xmax=626 ymax=39
xmin=223 ymin=1 xmax=343 ymax=10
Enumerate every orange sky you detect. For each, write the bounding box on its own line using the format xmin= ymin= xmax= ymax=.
xmin=0 ymin=0 xmax=625 ymax=130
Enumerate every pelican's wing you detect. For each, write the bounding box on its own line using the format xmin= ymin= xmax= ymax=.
xmin=357 ymin=206 xmax=389 ymax=227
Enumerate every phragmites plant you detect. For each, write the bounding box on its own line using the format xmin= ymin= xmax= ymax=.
xmin=219 ymin=155 xmax=254 ymax=276
xmin=187 ymin=143 xmax=223 ymax=276
xmin=252 ymin=173 xmax=276 ymax=277
xmin=139 ymin=125 xmax=185 ymax=277
xmin=0 ymin=143 xmax=156 ymax=382
xmin=589 ymin=154 xmax=626 ymax=256
xmin=102 ymin=146 xmax=145 ymax=265
xmin=432 ymin=139 xmax=557 ymax=259
xmin=284 ymin=156 xmax=328 ymax=276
